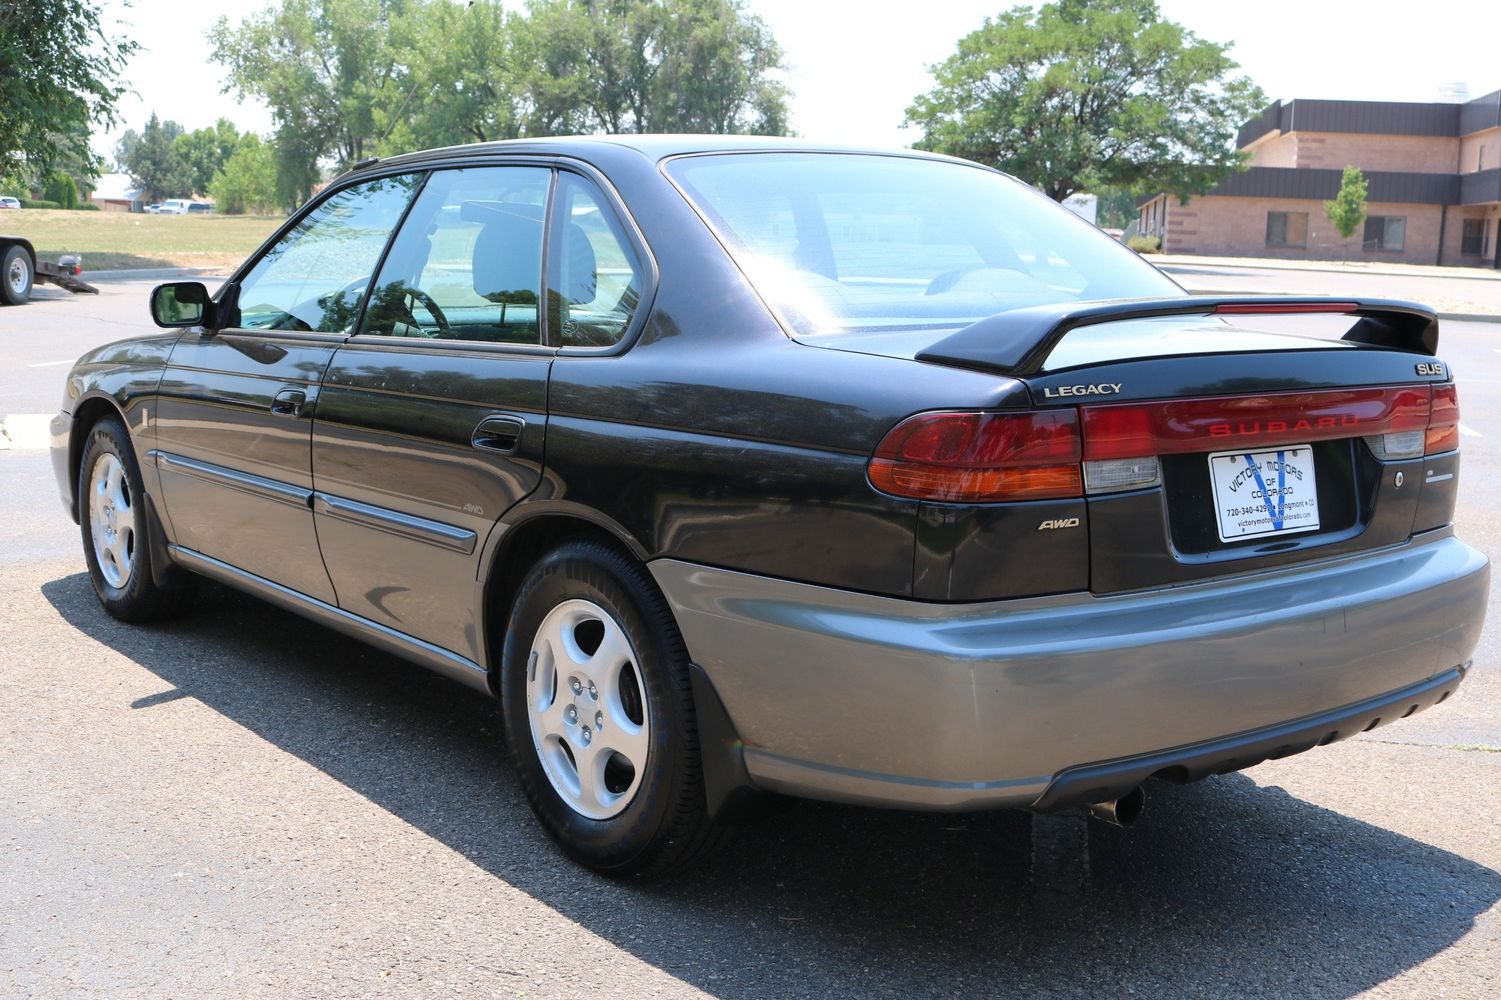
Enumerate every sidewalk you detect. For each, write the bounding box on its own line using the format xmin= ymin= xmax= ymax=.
xmin=1154 ymin=253 xmax=1501 ymax=282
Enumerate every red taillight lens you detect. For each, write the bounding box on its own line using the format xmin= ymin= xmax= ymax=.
xmin=1212 ymin=301 xmax=1359 ymax=315
xmin=1081 ymin=386 xmax=1431 ymax=460
xmin=869 ymin=410 xmax=1082 ymax=501
xmin=1426 ymin=383 xmax=1460 ymax=454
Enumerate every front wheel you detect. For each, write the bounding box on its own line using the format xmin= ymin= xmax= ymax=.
xmin=78 ymin=417 xmax=195 ymax=621
xmin=500 ymin=539 xmax=721 ymax=877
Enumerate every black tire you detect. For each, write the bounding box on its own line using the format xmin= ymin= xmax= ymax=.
xmin=500 ymin=539 xmax=722 ymax=877
xmin=77 ymin=417 xmax=196 ymax=622
xmin=2 ymin=244 xmax=32 ymax=305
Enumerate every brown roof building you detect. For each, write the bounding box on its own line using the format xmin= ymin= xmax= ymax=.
xmin=1138 ymin=90 xmax=1501 ymax=268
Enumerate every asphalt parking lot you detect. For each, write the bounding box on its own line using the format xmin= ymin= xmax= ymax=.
xmin=2 ymin=274 xmax=1499 ymax=998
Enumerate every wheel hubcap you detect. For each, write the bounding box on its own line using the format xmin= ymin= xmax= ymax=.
xmin=88 ymin=453 xmax=136 ymax=589
xmin=8 ymin=256 xmax=27 ymax=294
xmin=526 ymin=599 xmax=650 ymax=820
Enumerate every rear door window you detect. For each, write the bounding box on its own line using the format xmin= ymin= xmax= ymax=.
xmin=546 ymin=173 xmax=646 ymax=348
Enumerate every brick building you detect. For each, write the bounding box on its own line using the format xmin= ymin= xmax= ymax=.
xmin=1137 ymin=90 xmax=1501 ymax=267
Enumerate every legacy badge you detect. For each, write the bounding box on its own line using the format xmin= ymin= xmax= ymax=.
xmin=1042 ymin=383 xmax=1121 ymax=399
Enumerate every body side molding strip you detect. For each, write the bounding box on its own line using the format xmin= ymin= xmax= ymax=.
xmin=312 ymin=492 xmax=478 ymax=555
xmin=168 ymin=545 xmax=492 ymax=694
xmin=150 ymin=450 xmax=311 ymax=507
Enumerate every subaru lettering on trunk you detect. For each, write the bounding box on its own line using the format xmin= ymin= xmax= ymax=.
xmin=49 ymin=138 xmax=1488 ymax=877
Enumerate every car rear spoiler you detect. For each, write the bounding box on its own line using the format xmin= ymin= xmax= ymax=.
xmin=914 ymin=296 xmax=1440 ymax=377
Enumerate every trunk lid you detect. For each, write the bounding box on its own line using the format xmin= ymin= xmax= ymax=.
xmin=831 ymin=298 xmax=1460 ymax=597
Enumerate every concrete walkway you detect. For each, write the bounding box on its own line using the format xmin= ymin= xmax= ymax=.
xmin=1154 ymin=253 xmax=1501 ymax=282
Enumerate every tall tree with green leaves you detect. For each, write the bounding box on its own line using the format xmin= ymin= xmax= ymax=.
xmin=210 ymin=135 xmax=281 ymax=214
xmin=520 ymin=0 xmax=790 ymax=136
xmin=210 ymin=0 xmax=410 ymax=200
xmin=0 ymin=0 xmax=137 ymax=181
xmin=126 ymin=113 xmax=193 ymax=201
xmin=175 ymin=119 xmax=244 ymax=197
xmin=377 ymin=0 xmax=526 ymax=152
xmin=905 ymin=0 xmax=1263 ymax=201
xmin=1323 ymin=166 xmax=1368 ymax=242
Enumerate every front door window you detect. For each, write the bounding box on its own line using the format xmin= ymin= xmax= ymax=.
xmin=234 ymin=174 xmax=425 ymax=333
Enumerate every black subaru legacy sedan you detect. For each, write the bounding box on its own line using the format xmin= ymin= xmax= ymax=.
xmin=51 ymin=137 xmax=1488 ymax=876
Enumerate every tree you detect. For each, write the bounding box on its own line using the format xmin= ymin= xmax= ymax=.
xmin=126 ymin=114 xmax=193 ymax=201
xmin=210 ymin=0 xmax=409 ymax=194
xmin=44 ymin=172 xmax=80 ymax=209
xmin=905 ymin=0 xmax=1263 ymax=201
xmin=114 ymin=129 xmax=141 ymax=173
xmin=1323 ymin=165 xmax=1368 ymax=242
xmin=519 ymin=0 xmax=790 ymax=136
xmin=209 ymin=135 xmax=280 ymax=214
xmin=175 ymin=119 xmax=243 ymax=197
xmin=0 ymin=0 xmax=137 ymax=180
xmin=376 ymin=0 xmax=526 ymax=152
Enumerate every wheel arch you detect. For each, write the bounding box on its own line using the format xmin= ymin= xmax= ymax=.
xmin=479 ymin=505 xmax=649 ymax=693
xmin=67 ymin=395 xmax=130 ymax=521
xmin=0 ymin=235 xmax=36 ymax=263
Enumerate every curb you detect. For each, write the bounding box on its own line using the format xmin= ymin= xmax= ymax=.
xmin=83 ymin=267 xmax=228 ymax=282
xmin=0 ymin=414 xmax=53 ymax=451
xmin=1154 ymin=258 xmax=1501 ymax=283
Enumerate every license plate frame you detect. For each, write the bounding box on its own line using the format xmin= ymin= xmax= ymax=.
xmin=1207 ymin=445 xmax=1321 ymax=542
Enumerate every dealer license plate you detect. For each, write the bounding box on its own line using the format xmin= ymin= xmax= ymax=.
xmin=1207 ymin=446 xmax=1321 ymax=542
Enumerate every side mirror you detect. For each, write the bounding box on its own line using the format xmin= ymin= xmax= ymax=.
xmin=150 ymin=281 xmax=213 ymax=328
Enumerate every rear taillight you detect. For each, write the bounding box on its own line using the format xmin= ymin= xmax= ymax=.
xmin=871 ymin=383 xmax=1457 ymax=505
xmin=1426 ymin=383 xmax=1460 ymax=454
xmin=869 ymin=410 xmax=1082 ymax=501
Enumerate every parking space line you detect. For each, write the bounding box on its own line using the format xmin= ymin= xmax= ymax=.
xmin=27 ymin=359 xmax=74 ymax=368
xmin=1459 ymin=423 xmax=1482 ymax=438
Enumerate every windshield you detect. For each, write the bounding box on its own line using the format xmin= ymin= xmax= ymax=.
xmin=665 ymin=152 xmax=1181 ymax=338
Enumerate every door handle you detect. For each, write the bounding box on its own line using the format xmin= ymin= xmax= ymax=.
xmin=271 ymin=388 xmax=306 ymax=417
xmin=472 ymin=415 xmax=525 ymax=453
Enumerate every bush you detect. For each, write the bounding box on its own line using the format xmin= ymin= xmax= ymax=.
xmin=1127 ymin=234 xmax=1162 ymax=254
xmin=20 ymin=199 xmax=61 ymax=209
xmin=76 ymin=202 xmax=101 ymax=210
xmin=43 ymin=172 xmax=79 ymax=209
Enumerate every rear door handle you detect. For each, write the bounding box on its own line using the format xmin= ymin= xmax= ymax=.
xmin=271 ymin=388 xmax=306 ymax=417
xmin=472 ymin=415 xmax=525 ymax=453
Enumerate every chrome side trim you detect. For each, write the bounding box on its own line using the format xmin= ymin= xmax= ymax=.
xmin=168 ymin=545 xmax=492 ymax=694
xmin=312 ymin=492 xmax=477 ymax=555
xmin=150 ymin=450 xmax=310 ymax=508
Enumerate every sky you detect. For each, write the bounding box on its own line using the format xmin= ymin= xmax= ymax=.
xmin=92 ymin=0 xmax=1501 ymax=166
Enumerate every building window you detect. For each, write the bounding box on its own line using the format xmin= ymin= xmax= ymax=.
xmin=1363 ymin=216 xmax=1406 ymax=252
xmin=1265 ymin=211 xmax=1308 ymax=248
xmin=1461 ymin=218 xmax=1487 ymax=256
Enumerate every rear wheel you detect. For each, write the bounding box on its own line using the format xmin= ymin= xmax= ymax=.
xmin=78 ymin=417 xmax=195 ymax=621
xmin=2 ymin=245 xmax=32 ymax=305
xmin=500 ymin=539 xmax=721 ymax=877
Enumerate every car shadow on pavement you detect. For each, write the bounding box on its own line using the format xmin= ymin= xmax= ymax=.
xmin=42 ymin=572 xmax=1501 ymax=999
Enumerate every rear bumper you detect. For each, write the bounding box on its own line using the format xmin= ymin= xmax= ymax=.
xmin=650 ymin=532 xmax=1489 ymax=811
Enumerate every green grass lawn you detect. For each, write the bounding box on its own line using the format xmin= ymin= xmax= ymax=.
xmin=0 ymin=208 xmax=284 ymax=271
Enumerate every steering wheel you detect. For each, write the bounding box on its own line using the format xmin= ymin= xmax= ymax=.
xmin=397 ymin=287 xmax=453 ymax=336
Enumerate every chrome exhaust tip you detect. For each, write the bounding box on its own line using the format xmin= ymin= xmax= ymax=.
xmin=1084 ymin=785 xmax=1145 ymax=827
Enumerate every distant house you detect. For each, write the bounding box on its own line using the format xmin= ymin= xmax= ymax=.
xmin=91 ymin=173 xmax=144 ymax=213
xmin=1137 ymin=89 xmax=1501 ymax=267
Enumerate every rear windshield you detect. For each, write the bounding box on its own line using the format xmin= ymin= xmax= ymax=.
xmin=665 ymin=152 xmax=1181 ymax=338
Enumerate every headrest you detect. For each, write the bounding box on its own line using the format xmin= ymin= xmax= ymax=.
xmin=559 ymin=222 xmax=596 ymax=305
xmin=470 ymin=202 xmax=543 ymax=304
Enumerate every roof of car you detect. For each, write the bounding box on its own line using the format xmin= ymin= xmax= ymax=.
xmin=355 ymin=134 xmax=967 ymax=175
